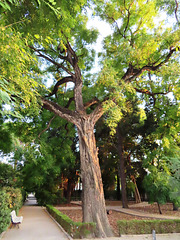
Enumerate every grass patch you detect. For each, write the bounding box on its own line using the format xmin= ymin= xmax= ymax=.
xmin=117 ymin=219 xmax=180 ymax=235
xmin=46 ymin=205 xmax=96 ymax=238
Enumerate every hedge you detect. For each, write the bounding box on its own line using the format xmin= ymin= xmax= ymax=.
xmin=117 ymin=219 xmax=180 ymax=235
xmin=46 ymin=205 xmax=96 ymax=238
xmin=0 ymin=190 xmax=11 ymax=234
xmin=3 ymin=187 xmax=23 ymax=212
xmin=0 ymin=187 xmax=23 ymax=234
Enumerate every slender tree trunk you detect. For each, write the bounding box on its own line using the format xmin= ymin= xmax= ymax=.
xmin=116 ymin=126 xmax=128 ymax=208
xmin=131 ymin=175 xmax=141 ymax=203
xmin=157 ymin=202 xmax=162 ymax=214
xmin=117 ymin=173 xmax=121 ymax=200
xmin=66 ymin=178 xmax=74 ymax=203
xmin=78 ymin=121 xmax=113 ymax=238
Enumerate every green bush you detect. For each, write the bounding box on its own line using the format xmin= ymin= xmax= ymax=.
xmin=117 ymin=219 xmax=180 ymax=235
xmin=35 ymin=189 xmax=66 ymax=206
xmin=46 ymin=205 xmax=96 ymax=238
xmin=3 ymin=187 xmax=23 ymax=212
xmin=0 ymin=190 xmax=11 ymax=234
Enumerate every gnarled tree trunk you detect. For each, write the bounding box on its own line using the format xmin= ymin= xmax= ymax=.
xmin=78 ymin=120 xmax=113 ymax=237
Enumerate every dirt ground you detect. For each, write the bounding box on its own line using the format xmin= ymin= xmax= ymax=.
xmin=57 ymin=201 xmax=180 ymax=236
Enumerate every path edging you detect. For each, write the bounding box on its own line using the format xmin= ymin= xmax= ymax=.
xmin=43 ymin=207 xmax=73 ymax=240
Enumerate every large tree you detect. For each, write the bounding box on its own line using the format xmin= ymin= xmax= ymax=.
xmin=2 ymin=0 xmax=180 ymax=237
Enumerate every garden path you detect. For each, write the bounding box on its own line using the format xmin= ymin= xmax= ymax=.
xmin=1 ymin=195 xmax=70 ymax=240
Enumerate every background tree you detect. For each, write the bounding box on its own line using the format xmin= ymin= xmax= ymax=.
xmin=95 ymin=0 xmax=180 ymax=209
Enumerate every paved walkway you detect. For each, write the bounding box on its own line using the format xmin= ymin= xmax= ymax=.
xmin=1 ymin=198 xmax=179 ymax=240
xmin=1 ymin=197 xmax=70 ymax=240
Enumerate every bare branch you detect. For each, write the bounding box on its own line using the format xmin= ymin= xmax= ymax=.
xmin=38 ymin=115 xmax=56 ymax=138
xmin=29 ymin=45 xmax=74 ymax=76
xmin=84 ymin=97 xmax=99 ymax=109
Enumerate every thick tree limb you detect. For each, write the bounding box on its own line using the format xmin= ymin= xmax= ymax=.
xmin=90 ymin=103 xmax=104 ymax=126
xmin=41 ymin=98 xmax=79 ymax=125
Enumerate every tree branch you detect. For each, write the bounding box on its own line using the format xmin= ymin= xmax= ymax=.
xmin=123 ymin=47 xmax=178 ymax=82
xmin=38 ymin=115 xmax=56 ymax=138
xmin=29 ymin=45 xmax=74 ymax=76
xmin=134 ymin=87 xmax=171 ymax=106
xmin=47 ymin=76 xmax=74 ymax=97
xmin=65 ymin=97 xmax=74 ymax=108
xmin=84 ymin=97 xmax=99 ymax=109
xmin=41 ymin=98 xmax=79 ymax=125
xmin=90 ymin=103 xmax=104 ymax=126
xmin=175 ymin=0 xmax=179 ymax=26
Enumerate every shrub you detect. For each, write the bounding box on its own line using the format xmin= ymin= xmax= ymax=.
xmin=0 ymin=190 xmax=11 ymax=234
xmin=3 ymin=187 xmax=23 ymax=212
xmin=36 ymin=189 xmax=66 ymax=206
xmin=46 ymin=205 xmax=96 ymax=238
xmin=117 ymin=219 xmax=180 ymax=235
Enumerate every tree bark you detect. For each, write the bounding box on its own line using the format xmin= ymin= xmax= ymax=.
xmin=78 ymin=120 xmax=113 ymax=238
xmin=131 ymin=175 xmax=141 ymax=203
xmin=116 ymin=125 xmax=129 ymax=208
xmin=117 ymin=173 xmax=121 ymax=200
xmin=157 ymin=202 xmax=162 ymax=214
xmin=66 ymin=177 xmax=74 ymax=203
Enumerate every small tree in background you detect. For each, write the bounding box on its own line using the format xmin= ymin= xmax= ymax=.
xmin=143 ymin=165 xmax=171 ymax=214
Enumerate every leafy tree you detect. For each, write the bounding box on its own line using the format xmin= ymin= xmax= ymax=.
xmin=142 ymin=102 xmax=180 ymax=213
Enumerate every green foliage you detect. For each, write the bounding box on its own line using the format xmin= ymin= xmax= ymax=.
xmin=0 ymin=190 xmax=11 ymax=234
xmin=143 ymin=167 xmax=171 ymax=205
xmin=35 ymin=189 xmax=66 ymax=206
xmin=166 ymin=153 xmax=180 ymax=208
xmin=0 ymin=25 xmax=43 ymax=117
xmin=0 ymin=187 xmax=23 ymax=234
xmin=0 ymin=123 xmax=13 ymax=153
xmin=46 ymin=205 xmax=96 ymax=238
xmin=117 ymin=219 xmax=180 ymax=235
xmin=0 ymin=163 xmax=16 ymax=187
xmin=3 ymin=187 xmax=23 ymax=212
